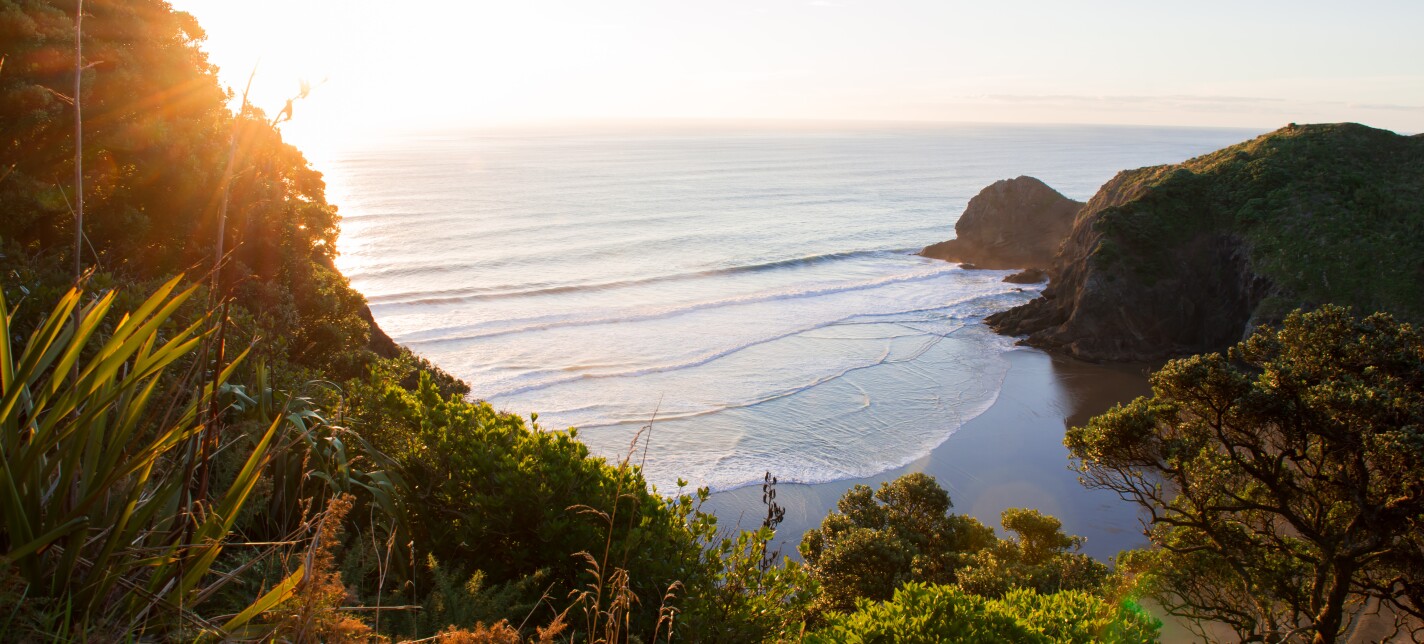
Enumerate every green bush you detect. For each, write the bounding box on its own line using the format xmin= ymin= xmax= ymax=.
xmin=807 ymin=582 xmax=1160 ymax=644
xmin=675 ymin=510 xmax=820 ymax=642
xmin=806 ymin=583 xmax=1042 ymax=643
xmin=343 ymin=369 xmax=704 ymax=637
xmin=956 ymin=508 xmax=1112 ymax=598
xmin=799 ymin=473 xmax=995 ymax=614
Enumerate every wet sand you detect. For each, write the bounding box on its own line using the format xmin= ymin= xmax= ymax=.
xmin=704 ymin=345 xmax=1409 ymax=643
xmin=703 ymin=345 xmax=1154 ymax=562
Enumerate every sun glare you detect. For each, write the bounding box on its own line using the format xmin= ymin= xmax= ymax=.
xmin=169 ymin=0 xmax=1424 ymax=156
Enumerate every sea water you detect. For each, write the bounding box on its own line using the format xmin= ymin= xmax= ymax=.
xmin=326 ymin=122 xmax=1255 ymax=493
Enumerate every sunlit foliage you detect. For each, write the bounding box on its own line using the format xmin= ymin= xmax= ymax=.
xmin=806 ymin=582 xmax=1160 ymax=644
xmin=799 ymin=472 xmax=996 ymax=614
xmin=1069 ymin=305 xmax=1424 ymax=642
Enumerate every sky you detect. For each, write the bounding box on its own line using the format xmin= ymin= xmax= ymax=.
xmin=168 ymin=0 xmax=1424 ymax=154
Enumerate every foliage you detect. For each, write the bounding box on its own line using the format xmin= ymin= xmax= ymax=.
xmin=990 ymin=588 xmax=1161 ymax=644
xmin=799 ymin=473 xmax=996 ymax=613
xmin=435 ymin=616 xmax=568 ymax=644
xmin=956 ymin=508 xmax=1112 ymax=599
xmin=0 ymin=0 xmax=335 ymax=274
xmin=1087 ymin=123 xmax=1424 ymax=322
xmin=0 ymin=0 xmax=228 ymax=264
xmin=0 ymin=1 xmax=1211 ymax=641
xmin=436 ymin=621 xmax=524 ymax=644
xmin=262 ymin=493 xmax=374 ymax=643
xmin=343 ymin=370 xmax=706 ymax=638
xmin=798 ymin=474 xmax=1138 ymax=637
xmin=421 ymin=556 xmax=548 ymax=638
xmin=806 ymin=582 xmax=1041 ymax=643
xmin=222 ymin=362 xmax=411 ymax=573
xmin=1068 ymin=305 xmax=1424 ymax=642
xmin=673 ymin=489 xmax=820 ymax=642
xmin=805 ymin=582 xmax=1160 ymax=644
xmin=2 ymin=1 xmax=470 ymax=635
xmin=0 ymin=0 xmax=389 ymax=382
xmin=0 ymin=278 xmax=295 ymax=637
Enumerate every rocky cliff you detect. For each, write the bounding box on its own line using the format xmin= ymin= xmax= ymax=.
xmin=988 ymin=123 xmax=1424 ymax=362
xmin=920 ymin=176 xmax=1083 ymax=270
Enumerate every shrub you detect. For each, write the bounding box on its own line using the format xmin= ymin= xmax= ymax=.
xmin=799 ymin=473 xmax=995 ymax=613
xmin=807 ymin=582 xmax=1159 ymax=644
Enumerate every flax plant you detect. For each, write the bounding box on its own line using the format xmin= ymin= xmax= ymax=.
xmin=0 ymin=277 xmax=296 ymax=635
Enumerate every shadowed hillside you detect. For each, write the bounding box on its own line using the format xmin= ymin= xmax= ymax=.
xmin=990 ymin=123 xmax=1424 ymax=361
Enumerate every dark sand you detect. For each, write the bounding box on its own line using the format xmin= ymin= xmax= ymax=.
xmin=703 ymin=346 xmax=1154 ymax=562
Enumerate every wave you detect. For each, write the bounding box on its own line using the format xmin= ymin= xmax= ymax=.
xmin=584 ymin=327 xmax=1019 ymax=494
xmin=370 ymin=247 xmax=927 ymax=307
xmin=398 ymin=264 xmax=978 ymax=345
xmin=571 ymin=331 xmax=952 ymax=429
xmin=482 ymin=290 xmax=1025 ymax=401
xmin=571 ymin=345 xmax=895 ymax=428
xmin=486 ymin=312 xmax=908 ymax=400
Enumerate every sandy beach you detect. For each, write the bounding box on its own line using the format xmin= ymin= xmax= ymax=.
xmin=703 ymin=344 xmax=1155 ymax=562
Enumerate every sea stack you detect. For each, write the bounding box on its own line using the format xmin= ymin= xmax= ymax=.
xmin=987 ymin=123 xmax=1424 ymax=363
xmin=920 ymin=176 xmax=1083 ymax=270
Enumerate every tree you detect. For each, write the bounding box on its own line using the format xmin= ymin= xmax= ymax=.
xmin=1 ymin=1 xmax=366 ymax=377
xmin=956 ymin=508 xmax=1112 ymax=600
xmin=1067 ymin=306 xmax=1424 ymax=643
xmin=799 ymin=473 xmax=996 ymax=614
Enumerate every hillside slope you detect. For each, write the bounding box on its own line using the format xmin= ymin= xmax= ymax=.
xmin=988 ymin=123 xmax=1424 ymax=362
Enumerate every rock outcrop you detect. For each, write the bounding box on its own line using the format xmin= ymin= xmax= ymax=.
xmin=1003 ymin=268 xmax=1048 ymax=284
xmin=986 ymin=171 xmax=1274 ymax=361
xmin=987 ymin=123 xmax=1424 ymax=362
xmin=920 ymin=176 xmax=1083 ymax=270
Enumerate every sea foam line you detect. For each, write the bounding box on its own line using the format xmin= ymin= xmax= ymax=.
xmin=398 ymin=265 xmax=977 ymax=345
xmin=489 ymin=293 xmax=1030 ymax=422
xmin=481 ymin=306 xmax=957 ymax=399
xmin=365 ymin=247 xmax=924 ymax=306
xmin=567 ymin=325 xmax=966 ymax=429
xmin=677 ymin=343 xmax=1019 ymax=494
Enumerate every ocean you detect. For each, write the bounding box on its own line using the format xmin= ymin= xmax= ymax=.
xmin=326 ymin=122 xmax=1257 ymax=495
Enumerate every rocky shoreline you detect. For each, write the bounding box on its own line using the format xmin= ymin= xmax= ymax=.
xmin=929 ymin=124 xmax=1424 ymax=363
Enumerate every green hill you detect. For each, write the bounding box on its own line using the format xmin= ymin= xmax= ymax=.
xmin=989 ymin=123 xmax=1424 ymax=361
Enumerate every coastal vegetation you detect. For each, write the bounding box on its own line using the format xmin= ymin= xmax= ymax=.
xmin=989 ymin=123 xmax=1424 ymax=362
xmin=1 ymin=1 xmax=1421 ymax=642
xmin=1070 ymin=306 xmax=1424 ymax=643
xmin=805 ymin=583 xmax=1161 ymax=644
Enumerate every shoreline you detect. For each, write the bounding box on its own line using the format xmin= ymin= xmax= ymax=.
xmin=702 ymin=343 xmax=1154 ymax=562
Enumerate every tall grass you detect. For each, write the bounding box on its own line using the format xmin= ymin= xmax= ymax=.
xmin=565 ymin=421 xmax=683 ymax=644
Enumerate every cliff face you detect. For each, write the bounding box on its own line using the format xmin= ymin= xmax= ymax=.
xmin=986 ymin=170 xmax=1274 ymax=361
xmin=920 ymin=176 xmax=1083 ymax=270
xmin=989 ymin=123 xmax=1424 ymax=362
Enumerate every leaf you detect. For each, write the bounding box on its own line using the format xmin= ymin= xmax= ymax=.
xmin=220 ymin=564 xmax=306 ymax=632
xmin=0 ymin=516 xmax=89 ymax=564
